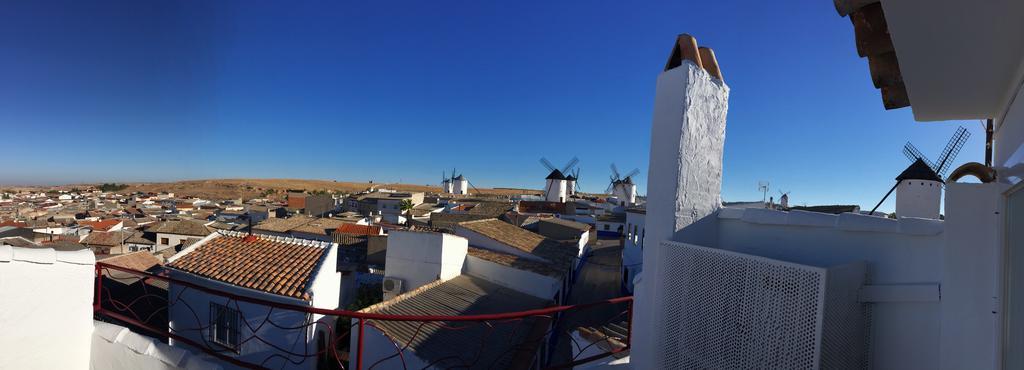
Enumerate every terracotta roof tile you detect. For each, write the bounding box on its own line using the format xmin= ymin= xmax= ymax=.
xmin=78 ymin=219 xmax=122 ymax=232
xmin=167 ymin=234 xmax=329 ymax=300
xmin=456 ymin=219 xmax=577 ymax=269
xmin=335 ymin=223 xmax=382 ymax=236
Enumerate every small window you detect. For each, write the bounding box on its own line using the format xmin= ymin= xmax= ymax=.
xmin=161 ymin=238 xmax=169 ymax=245
xmin=210 ymin=303 xmax=240 ymax=350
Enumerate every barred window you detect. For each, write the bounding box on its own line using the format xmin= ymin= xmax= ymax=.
xmin=210 ymin=303 xmax=240 ymax=350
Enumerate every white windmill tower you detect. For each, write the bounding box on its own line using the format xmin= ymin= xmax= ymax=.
xmin=778 ymin=190 xmax=791 ymax=209
xmin=868 ymin=126 xmax=970 ymax=218
xmin=607 ymin=163 xmax=640 ymax=206
xmin=453 ymin=173 xmax=469 ymax=195
xmin=441 ymin=171 xmax=454 ymax=194
xmin=566 ymin=168 xmax=581 ymax=196
xmin=539 ymin=157 xmax=578 ymax=203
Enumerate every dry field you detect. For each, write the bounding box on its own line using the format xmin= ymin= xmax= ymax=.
xmin=96 ymin=179 xmax=542 ymax=200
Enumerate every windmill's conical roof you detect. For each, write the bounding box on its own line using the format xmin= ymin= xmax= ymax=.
xmin=546 ymin=170 xmax=566 ymax=180
xmin=897 ymin=158 xmax=943 ymax=182
xmin=453 ymin=175 xmax=465 ymax=181
xmin=565 ymin=174 xmax=576 ymax=181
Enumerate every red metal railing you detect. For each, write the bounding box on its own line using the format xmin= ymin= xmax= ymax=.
xmin=94 ymin=262 xmax=632 ymax=370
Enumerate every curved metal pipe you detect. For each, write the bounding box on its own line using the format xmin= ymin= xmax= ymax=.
xmin=947 ymin=162 xmax=997 ymax=183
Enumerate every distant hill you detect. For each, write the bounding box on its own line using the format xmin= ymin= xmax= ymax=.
xmin=112 ymin=179 xmax=541 ymax=200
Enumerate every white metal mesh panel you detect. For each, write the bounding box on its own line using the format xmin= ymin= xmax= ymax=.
xmin=657 ymin=242 xmax=866 ymax=369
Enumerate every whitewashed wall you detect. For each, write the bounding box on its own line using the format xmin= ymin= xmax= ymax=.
xmin=631 ymin=60 xmax=729 ymax=369
xmin=715 ymin=207 xmax=945 ymax=369
xmin=167 ymin=271 xmax=325 ymax=370
xmin=895 ymin=179 xmax=942 ymax=218
xmin=0 ymin=246 xmax=94 ymax=370
xmin=384 ymin=231 xmax=467 ymax=295
xmin=464 ymin=255 xmax=561 ymax=300
xmin=995 ymin=81 xmax=1024 ymax=173
xmin=91 ymin=321 xmax=223 ymax=370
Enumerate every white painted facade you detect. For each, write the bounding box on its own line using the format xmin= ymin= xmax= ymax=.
xmin=895 ymin=179 xmax=942 ymax=219
xmin=545 ymin=179 xmax=567 ymax=203
xmin=91 ymin=321 xmax=223 ymax=370
xmin=612 ymin=182 xmax=637 ymax=206
xmin=0 ymin=246 xmax=94 ymax=370
xmin=622 ymin=210 xmax=645 ymax=292
xmin=166 ymin=234 xmax=341 ymax=370
xmin=383 ymin=231 xmax=467 ymax=297
xmin=454 ymin=178 xmax=469 ymax=195
xmin=464 ymin=254 xmax=561 ymax=300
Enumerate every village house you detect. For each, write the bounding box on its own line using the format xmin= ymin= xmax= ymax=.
xmin=165 ymin=231 xmax=342 ymax=370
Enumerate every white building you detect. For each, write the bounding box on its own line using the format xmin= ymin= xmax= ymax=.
xmin=895 ymin=158 xmax=943 ymax=219
xmin=165 ymin=232 xmax=342 ymax=370
xmin=452 ymin=174 xmax=469 ymax=195
xmin=622 ymin=208 xmax=645 ymax=293
xmin=544 ymin=170 xmax=568 ymax=203
xmin=611 ymin=177 xmax=637 ymax=206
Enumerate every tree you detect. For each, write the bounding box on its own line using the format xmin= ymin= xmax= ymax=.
xmin=400 ymin=199 xmax=414 ymax=225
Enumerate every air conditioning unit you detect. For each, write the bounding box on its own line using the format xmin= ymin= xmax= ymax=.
xmin=382 ymin=277 xmax=403 ymax=300
xmin=657 ymin=241 xmax=868 ymax=369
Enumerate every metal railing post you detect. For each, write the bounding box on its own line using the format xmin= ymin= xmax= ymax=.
xmin=357 ymin=318 xmax=365 ymax=370
xmin=625 ymin=299 xmax=633 ymax=349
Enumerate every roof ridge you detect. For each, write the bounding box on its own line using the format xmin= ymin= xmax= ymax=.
xmin=217 ymin=230 xmax=332 ymax=249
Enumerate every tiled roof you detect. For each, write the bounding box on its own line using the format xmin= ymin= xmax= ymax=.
xmin=429 ymin=213 xmax=493 ymax=231
xmin=78 ymin=219 xmax=121 ymax=232
xmin=100 ymin=251 xmax=162 ymax=272
xmin=147 ymin=220 xmax=212 ymax=237
xmin=0 ymin=236 xmax=37 ymax=248
xmin=335 ymin=223 xmax=382 ymax=236
xmin=362 ymin=275 xmax=551 ymax=370
xmin=124 ymin=231 xmax=155 ymax=245
xmin=518 ymin=201 xmax=568 ymax=215
xmin=252 ymin=216 xmax=315 ymax=233
xmin=167 ymin=233 xmax=329 ymax=300
xmin=291 ymin=218 xmax=347 ymax=236
xmin=456 ymin=219 xmax=576 ymax=268
xmin=538 ymin=217 xmax=591 ymax=232
xmin=467 ymin=247 xmax=565 ymax=278
xmin=81 ymin=231 xmax=129 ymax=247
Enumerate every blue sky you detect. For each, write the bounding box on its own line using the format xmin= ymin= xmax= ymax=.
xmin=0 ymin=1 xmax=984 ymax=211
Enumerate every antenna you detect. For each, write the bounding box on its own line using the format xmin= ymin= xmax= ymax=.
xmin=758 ymin=181 xmax=769 ymax=203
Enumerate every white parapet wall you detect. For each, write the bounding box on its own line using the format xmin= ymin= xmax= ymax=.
xmin=715 ymin=207 xmax=945 ymax=369
xmin=91 ymin=321 xmax=223 ymax=370
xmin=0 ymin=246 xmax=95 ymax=370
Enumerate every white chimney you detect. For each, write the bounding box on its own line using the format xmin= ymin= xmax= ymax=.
xmin=630 ymin=34 xmax=729 ymax=370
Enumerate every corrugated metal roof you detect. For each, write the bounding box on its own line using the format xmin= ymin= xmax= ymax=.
xmin=364 ymin=275 xmax=551 ymax=369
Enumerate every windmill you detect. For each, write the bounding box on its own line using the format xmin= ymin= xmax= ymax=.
xmin=607 ymin=163 xmax=641 ymax=206
xmin=569 ymin=168 xmax=582 ymax=196
xmin=441 ymin=170 xmax=453 ymax=194
xmin=869 ymin=126 xmax=971 ymax=216
xmin=539 ymin=157 xmax=579 ymax=202
xmin=778 ymin=189 xmax=791 ymax=208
